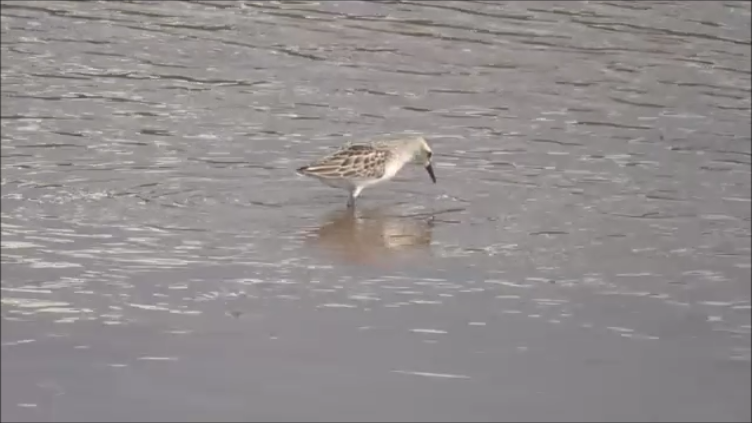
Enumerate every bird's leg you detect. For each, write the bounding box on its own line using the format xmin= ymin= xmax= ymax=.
xmin=347 ymin=186 xmax=363 ymax=209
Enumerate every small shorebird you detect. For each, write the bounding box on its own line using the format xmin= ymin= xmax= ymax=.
xmin=297 ymin=135 xmax=436 ymax=208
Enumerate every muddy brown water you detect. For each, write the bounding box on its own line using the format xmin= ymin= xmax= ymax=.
xmin=1 ymin=1 xmax=750 ymax=421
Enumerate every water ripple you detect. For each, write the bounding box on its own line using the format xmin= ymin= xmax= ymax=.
xmin=1 ymin=1 xmax=749 ymax=420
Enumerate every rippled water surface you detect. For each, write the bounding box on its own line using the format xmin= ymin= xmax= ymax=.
xmin=2 ymin=1 xmax=750 ymax=421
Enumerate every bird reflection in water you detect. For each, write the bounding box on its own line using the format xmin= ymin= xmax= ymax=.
xmin=307 ymin=207 xmax=435 ymax=265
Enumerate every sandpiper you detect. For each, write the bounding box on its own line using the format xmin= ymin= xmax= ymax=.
xmin=297 ymin=135 xmax=436 ymax=208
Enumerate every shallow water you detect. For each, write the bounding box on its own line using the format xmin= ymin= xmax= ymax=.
xmin=1 ymin=1 xmax=750 ymax=421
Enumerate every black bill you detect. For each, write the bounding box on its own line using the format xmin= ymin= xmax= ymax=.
xmin=425 ymin=163 xmax=437 ymax=183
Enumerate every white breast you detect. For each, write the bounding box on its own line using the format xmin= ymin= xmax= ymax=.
xmin=382 ymin=157 xmax=407 ymax=181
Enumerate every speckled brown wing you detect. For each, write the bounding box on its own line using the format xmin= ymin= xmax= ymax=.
xmin=298 ymin=145 xmax=391 ymax=180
